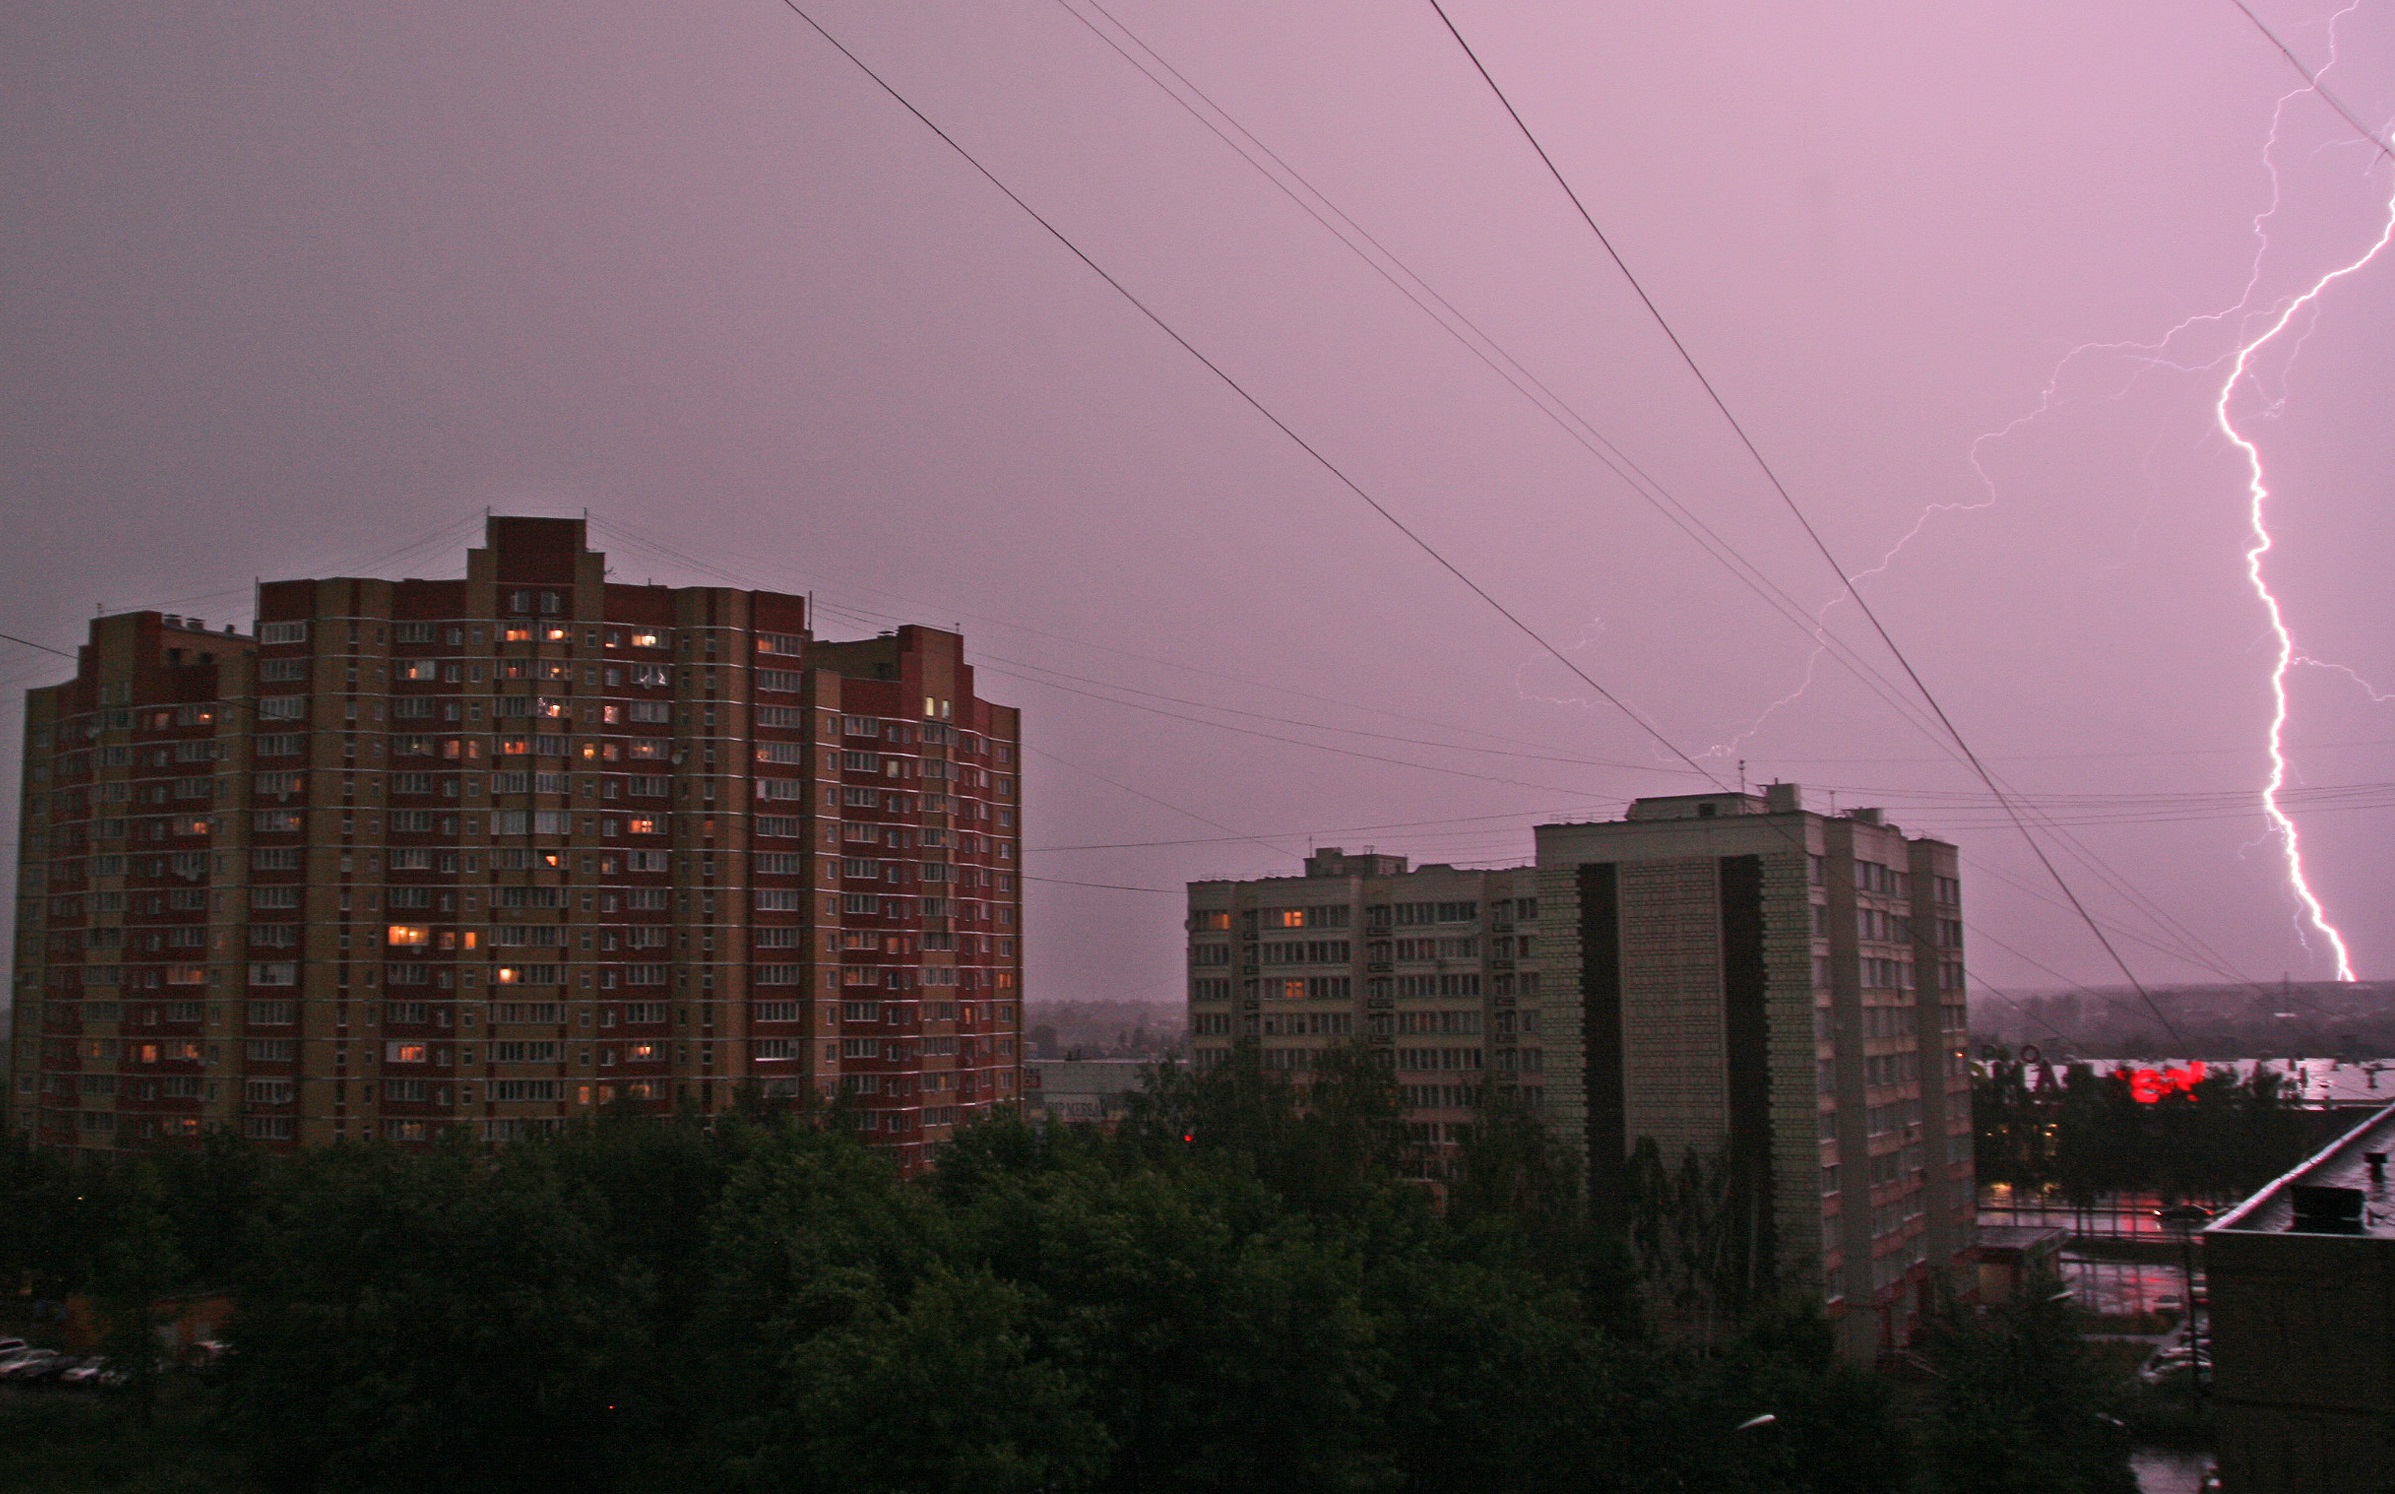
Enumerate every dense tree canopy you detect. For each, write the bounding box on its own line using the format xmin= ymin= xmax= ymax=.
xmin=1972 ymin=1056 xmax=2321 ymax=1205
xmin=1 ymin=1051 xmax=2131 ymax=1493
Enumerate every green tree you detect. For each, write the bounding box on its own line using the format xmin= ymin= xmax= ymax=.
xmin=93 ymin=1162 xmax=192 ymax=1427
xmin=221 ymin=1134 xmax=650 ymax=1494
xmin=724 ymin=1267 xmax=1110 ymax=1494
xmin=1913 ymin=1274 xmax=2136 ymax=1494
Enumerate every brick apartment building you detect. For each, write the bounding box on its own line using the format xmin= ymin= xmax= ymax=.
xmin=1185 ymin=849 xmax=1548 ymax=1163
xmin=1185 ymin=789 xmax=1971 ymax=1355
xmin=8 ymin=517 xmax=1023 ymax=1168
xmin=1536 ymin=786 xmax=1971 ymax=1356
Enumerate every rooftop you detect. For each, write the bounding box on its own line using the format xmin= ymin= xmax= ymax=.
xmin=2211 ymin=1102 xmax=2395 ymax=1240
xmin=1973 ymin=1223 xmax=2069 ymax=1257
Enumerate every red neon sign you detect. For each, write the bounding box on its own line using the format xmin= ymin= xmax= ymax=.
xmin=2123 ymin=1061 xmax=2206 ymax=1104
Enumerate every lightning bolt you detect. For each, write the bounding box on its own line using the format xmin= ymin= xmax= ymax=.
xmin=2219 ymin=180 xmax=2394 ymax=981
xmin=1780 ymin=1 xmax=2390 ymax=980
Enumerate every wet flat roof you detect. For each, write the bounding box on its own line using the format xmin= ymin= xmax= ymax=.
xmin=1974 ymin=1224 xmax=2068 ymax=1254
xmin=2211 ymin=1103 xmax=2395 ymax=1240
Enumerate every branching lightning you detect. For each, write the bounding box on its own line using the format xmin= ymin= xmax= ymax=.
xmin=2218 ymin=179 xmax=2395 ymax=981
xmin=1730 ymin=2 xmax=2394 ymax=978
xmin=2208 ymin=0 xmax=2395 ymax=981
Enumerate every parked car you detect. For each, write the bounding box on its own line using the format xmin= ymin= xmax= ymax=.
xmin=0 ymin=1338 xmax=26 ymax=1357
xmin=0 ymin=1349 xmax=63 ymax=1380
xmin=58 ymin=1357 xmax=110 ymax=1388
xmin=2140 ymin=1347 xmax=2201 ymax=1386
xmin=13 ymin=1354 xmax=88 ymax=1385
xmin=2141 ymin=1358 xmax=2203 ymax=1390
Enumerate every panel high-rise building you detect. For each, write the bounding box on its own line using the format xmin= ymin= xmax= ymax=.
xmin=8 ymin=517 xmax=1023 ymax=1169
xmin=1535 ymin=786 xmax=1971 ymax=1357
xmin=1182 ymin=789 xmax=1972 ymax=1356
xmin=1185 ymin=849 xmax=1549 ymax=1164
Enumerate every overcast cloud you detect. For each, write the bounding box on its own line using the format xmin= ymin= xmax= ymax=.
xmin=4 ymin=1 xmax=2391 ymax=1019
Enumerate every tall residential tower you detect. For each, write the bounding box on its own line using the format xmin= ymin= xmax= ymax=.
xmin=9 ymin=518 xmax=1023 ymax=1169
xmin=1536 ymin=786 xmax=1971 ymax=1356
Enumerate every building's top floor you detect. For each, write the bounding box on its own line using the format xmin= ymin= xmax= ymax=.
xmin=1622 ymin=785 xmax=1800 ymax=821
xmin=1184 ymin=857 xmax=1543 ymax=936
xmin=23 ymin=611 xmax=256 ymax=724
xmin=1537 ymin=783 xmax=1957 ymax=875
xmin=1188 ymin=852 xmax=1536 ymax=897
xmin=2212 ymin=1103 xmax=2395 ymax=1241
xmin=255 ymin=515 xmax=808 ymax=639
xmin=1612 ymin=783 xmax=1912 ymax=826
xmin=21 ymin=517 xmax=1015 ymax=742
xmin=1301 ymin=847 xmax=1413 ymax=879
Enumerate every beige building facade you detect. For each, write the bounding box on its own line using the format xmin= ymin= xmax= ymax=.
xmin=1536 ymin=786 xmax=1972 ymax=1356
xmin=1186 ymin=850 xmax=1547 ymax=1162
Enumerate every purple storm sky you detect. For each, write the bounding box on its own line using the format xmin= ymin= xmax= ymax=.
xmin=3 ymin=2 xmax=2390 ymax=1022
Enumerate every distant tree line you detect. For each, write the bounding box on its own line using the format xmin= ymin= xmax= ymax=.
xmin=1973 ymin=1054 xmax=2325 ymax=1205
xmin=2 ymin=1047 xmax=2132 ymax=1494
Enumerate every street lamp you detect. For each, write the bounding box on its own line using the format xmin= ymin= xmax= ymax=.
xmin=2154 ymin=1204 xmax=2212 ymax=1400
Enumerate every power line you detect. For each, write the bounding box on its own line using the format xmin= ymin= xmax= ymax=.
xmin=769 ymin=0 xmax=1733 ymax=795
xmin=0 ymin=631 xmax=75 ymax=660
xmin=987 ymin=653 xmax=1685 ymax=775
xmin=1048 ymin=0 xmax=1971 ymax=762
xmin=730 ymin=12 xmax=2263 ymax=1009
xmin=1023 ymin=742 xmax=1303 ymax=861
xmin=987 ymin=664 xmax=1615 ymax=797
xmin=591 ymin=515 xmax=2395 ymax=814
xmin=1029 ymin=803 xmax=1606 ymax=853
xmin=605 ymin=507 xmax=2355 ymax=994
xmin=589 ymin=511 xmax=1640 ymax=764
xmin=1023 ymin=873 xmax=1185 ymax=895
xmin=1420 ymin=1 xmax=2175 ymax=1037
xmin=2227 ymin=0 xmax=2395 ymax=160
